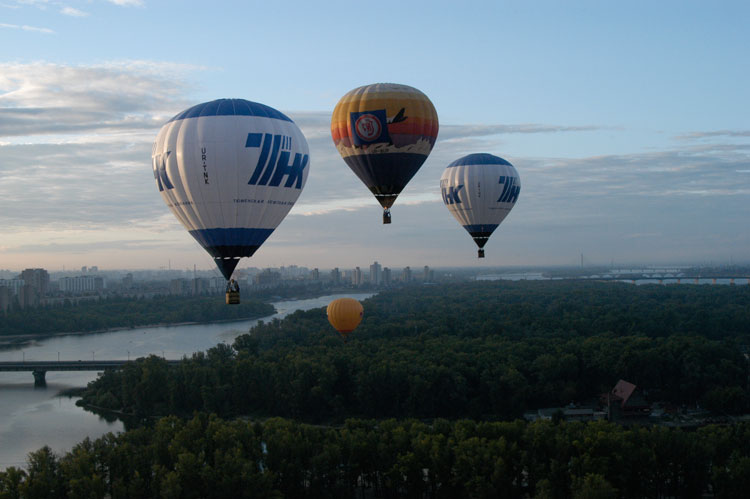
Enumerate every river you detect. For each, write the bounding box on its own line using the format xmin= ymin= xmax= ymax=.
xmin=0 ymin=293 xmax=374 ymax=470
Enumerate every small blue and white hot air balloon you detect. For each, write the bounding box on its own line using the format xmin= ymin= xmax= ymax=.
xmin=152 ymin=98 xmax=309 ymax=282
xmin=440 ymin=153 xmax=520 ymax=258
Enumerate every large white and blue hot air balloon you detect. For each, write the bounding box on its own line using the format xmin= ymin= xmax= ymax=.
xmin=440 ymin=153 xmax=520 ymax=258
xmin=152 ymin=98 xmax=309 ymax=280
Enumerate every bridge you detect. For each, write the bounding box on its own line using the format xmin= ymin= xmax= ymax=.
xmin=0 ymin=360 xmax=182 ymax=387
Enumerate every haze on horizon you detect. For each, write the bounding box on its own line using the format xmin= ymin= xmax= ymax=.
xmin=1 ymin=1 xmax=748 ymax=273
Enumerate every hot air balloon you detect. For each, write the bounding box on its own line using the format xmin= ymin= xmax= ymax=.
xmin=326 ymin=297 xmax=364 ymax=341
xmin=331 ymin=83 xmax=439 ymax=224
xmin=152 ymin=99 xmax=309 ymax=302
xmin=440 ymin=153 xmax=520 ymax=258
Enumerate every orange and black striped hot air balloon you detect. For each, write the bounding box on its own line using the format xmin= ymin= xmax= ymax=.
xmin=331 ymin=83 xmax=439 ymax=224
xmin=326 ymin=298 xmax=364 ymax=342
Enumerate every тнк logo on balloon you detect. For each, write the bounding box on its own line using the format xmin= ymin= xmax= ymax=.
xmin=153 ymin=151 xmax=173 ymax=192
xmin=245 ymin=133 xmax=308 ymax=189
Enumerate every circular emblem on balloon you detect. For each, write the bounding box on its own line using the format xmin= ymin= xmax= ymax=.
xmin=331 ymin=83 xmax=439 ymax=223
xmin=355 ymin=114 xmax=382 ymax=142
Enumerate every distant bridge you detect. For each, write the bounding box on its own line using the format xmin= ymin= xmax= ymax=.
xmin=0 ymin=360 xmax=182 ymax=386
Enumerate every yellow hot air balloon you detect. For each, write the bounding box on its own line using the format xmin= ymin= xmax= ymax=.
xmin=326 ymin=298 xmax=364 ymax=341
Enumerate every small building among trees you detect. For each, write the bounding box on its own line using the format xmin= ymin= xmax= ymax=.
xmin=604 ymin=379 xmax=651 ymax=421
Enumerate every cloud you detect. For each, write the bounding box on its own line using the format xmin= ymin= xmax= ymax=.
xmin=0 ymin=61 xmax=199 ymax=139
xmin=60 ymin=6 xmax=87 ymax=17
xmin=438 ymin=123 xmax=608 ymax=141
xmin=676 ymin=130 xmax=750 ymax=140
xmin=0 ymin=22 xmax=54 ymax=33
xmin=3 ymin=238 xmax=167 ymax=254
xmin=105 ymin=0 xmax=143 ymax=6
xmin=0 ymin=62 xmax=201 ymax=234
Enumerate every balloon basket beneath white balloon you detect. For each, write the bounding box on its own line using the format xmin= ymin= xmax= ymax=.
xmin=478 ymin=249 xmax=485 ymax=258
xmin=383 ymin=209 xmax=392 ymax=224
xmin=226 ymin=291 xmax=241 ymax=305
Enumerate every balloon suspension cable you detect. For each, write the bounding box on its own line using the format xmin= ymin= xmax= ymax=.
xmin=478 ymin=248 xmax=485 ymax=258
xmin=383 ymin=208 xmax=392 ymax=224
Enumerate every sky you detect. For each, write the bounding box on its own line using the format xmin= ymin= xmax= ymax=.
xmin=0 ymin=0 xmax=748 ymax=273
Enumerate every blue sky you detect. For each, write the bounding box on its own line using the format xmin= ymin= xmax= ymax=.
xmin=1 ymin=0 xmax=748 ymax=272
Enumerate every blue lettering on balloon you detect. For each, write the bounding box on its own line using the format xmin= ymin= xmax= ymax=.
xmin=269 ymin=150 xmax=308 ymax=188
xmin=497 ymin=175 xmax=520 ymax=203
xmin=441 ymin=184 xmax=464 ymax=205
xmin=153 ymin=151 xmax=174 ymax=191
xmin=246 ymin=133 xmax=307 ymax=189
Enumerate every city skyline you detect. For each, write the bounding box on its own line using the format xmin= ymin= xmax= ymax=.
xmin=1 ymin=1 xmax=749 ymax=271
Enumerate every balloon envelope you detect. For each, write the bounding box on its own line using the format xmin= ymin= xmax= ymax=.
xmin=327 ymin=298 xmax=364 ymax=340
xmin=152 ymin=98 xmax=309 ymax=279
xmin=331 ymin=83 xmax=438 ymax=216
xmin=440 ymin=153 xmax=520 ymax=256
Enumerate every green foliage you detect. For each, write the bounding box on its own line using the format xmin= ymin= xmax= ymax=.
xmin=80 ymin=281 xmax=750 ymax=422
xmin=9 ymin=415 xmax=750 ymax=498
xmin=0 ymin=295 xmax=275 ymax=337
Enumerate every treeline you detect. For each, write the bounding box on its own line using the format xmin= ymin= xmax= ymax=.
xmin=3 ymin=413 xmax=750 ymax=498
xmin=0 ymin=295 xmax=275 ymax=337
xmin=79 ymin=282 xmax=750 ymax=421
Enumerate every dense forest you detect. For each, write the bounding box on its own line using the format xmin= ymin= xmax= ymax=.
xmin=2 ymin=414 xmax=750 ymax=498
xmin=0 ymin=295 xmax=275 ymax=337
xmin=6 ymin=281 xmax=750 ymax=498
xmin=80 ymin=281 xmax=750 ymax=421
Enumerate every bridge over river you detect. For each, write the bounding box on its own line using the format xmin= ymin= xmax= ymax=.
xmin=0 ymin=360 xmax=182 ymax=386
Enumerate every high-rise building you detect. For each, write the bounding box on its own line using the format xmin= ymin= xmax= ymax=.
xmin=169 ymin=279 xmax=190 ymax=295
xmin=330 ymin=267 xmax=341 ymax=285
xmin=311 ymin=268 xmax=320 ymax=280
xmin=253 ymin=269 xmax=282 ymax=288
xmin=20 ymin=268 xmax=49 ymax=296
xmin=402 ymin=266 xmax=412 ymax=282
xmin=59 ymin=275 xmax=106 ymax=294
xmin=0 ymin=286 xmax=10 ymax=313
xmin=382 ymin=267 xmax=391 ymax=286
xmin=369 ymin=261 xmax=382 ymax=285
xmin=192 ymin=277 xmax=210 ymax=295
xmin=0 ymin=279 xmax=24 ymax=296
xmin=352 ymin=267 xmax=363 ymax=286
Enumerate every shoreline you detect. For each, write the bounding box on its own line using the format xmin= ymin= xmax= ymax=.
xmin=0 ymin=291 xmax=377 ymax=350
xmin=0 ymin=314 xmax=275 ymax=350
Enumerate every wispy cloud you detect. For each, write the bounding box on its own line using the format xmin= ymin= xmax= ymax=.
xmin=0 ymin=61 xmax=200 ymax=139
xmin=676 ymin=130 xmax=750 ymax=140
xmin=0 ymin=22 xmax=54 ymax=33
xmin=439 ymin=123 xmax=608 ymax=141
xmin=106 ymin=0 xmax=143 ymax=6
xmin=60 ymin=6 xmax=87 ymax=17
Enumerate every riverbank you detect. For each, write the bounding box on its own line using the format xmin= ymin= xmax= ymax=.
xmin=0 ymin=311 xmax=278 ymax=349
xmin=0 ymin=307 xmax=277 ymax=350
xmin=0 ymin=290 xmax=379 ymax=350
xmin=0 ymin=295 xmax=276 ymax=349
